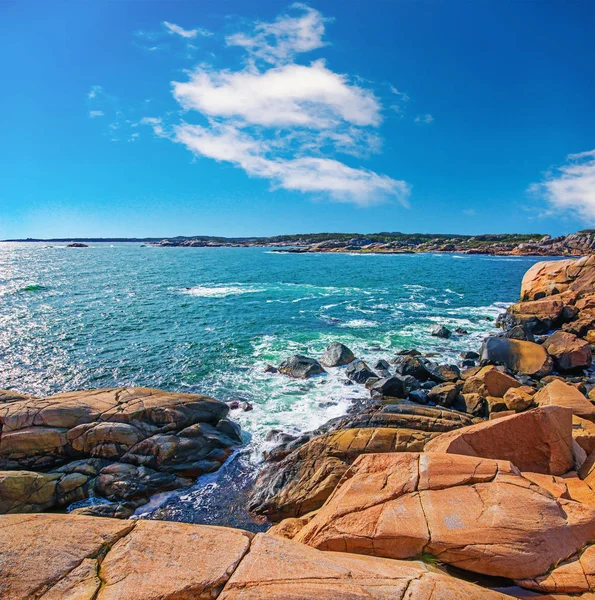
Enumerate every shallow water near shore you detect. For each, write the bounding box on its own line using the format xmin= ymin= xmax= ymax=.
xmin=0 ymin=243 xmax=563 ymax=524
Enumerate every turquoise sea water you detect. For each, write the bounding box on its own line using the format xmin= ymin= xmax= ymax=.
xmin=0 ymin=243 xmax=553 ymax=456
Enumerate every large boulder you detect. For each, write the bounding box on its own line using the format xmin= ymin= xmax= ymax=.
xmin=369 ymin=376 xmax=407 ymax=399
xmin=480 ymin=336 xmax=553 ymax=377
xmin=543 ymin=330 xmax=592 ymax=371
xmin=345 ymin=360 xmax=376 ymax=384
xmin=249 ymin=427 xmax=436 ymax=521
xmin=292 ymin=452 xmax=595 ymax=580
xmin=0 ymin=512 xmax=511 ymax=600
xmin=425 ymin=406 xmax=576 ymax=475
xmin=534 ymin=379 xmax=595 ymax=422
xmin=462 ymin=365 xmax=521 ymax=398
xmin=319 ymin=342 xmax=355 ymax=367
xmin=520 ymin=255 xmax=595 ymax=301
xmin=278 ymin=355 xmax=326 ymax=378
xmin=0 ymin=387 xmax=242 ymax=514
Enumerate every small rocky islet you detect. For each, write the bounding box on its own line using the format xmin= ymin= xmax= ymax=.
xmin=3 ymin=256 xmax=595 ymax=598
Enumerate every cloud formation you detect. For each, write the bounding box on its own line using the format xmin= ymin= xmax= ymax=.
xmin=146 ymin=4 xmax=409 ymax=206
xmin=531 ymin=150 xmax=595 ymax=222
xmin=163 ymin=21 xmax=211 ymax=39
xmin=414 ymin=114 xmax=434 ymax=124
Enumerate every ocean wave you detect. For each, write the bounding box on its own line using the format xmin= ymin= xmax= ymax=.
xmin=340 ymin=319 xmax=378 ymax=328
xmin=183 ymin=285 xmax=263 ymax=298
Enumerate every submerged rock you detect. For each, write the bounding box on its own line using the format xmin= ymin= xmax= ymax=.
xmin=278 ymin=355 xmax=326 ymax=379
xmin=430 ymin=325 xmax=451 ymax=338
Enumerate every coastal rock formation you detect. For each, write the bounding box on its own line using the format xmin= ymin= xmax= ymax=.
xmin=250 ymin=402 xmax=476 ymax=520
xmin=291 ymin=452 xmax=595 ymax=580
xmin=0 ymin=387 xmax=242 ymax=514
xmin=319 ymin=342 xmax=355 ymax=367
xmin=278 ymin=355 xmax=326 ymax=379
xmin=543 ymin=330 xmax=592 ymax=371
xmin=534 ymin=380 xmax=595 ymax=421
xmin=480 ymin=336 xmax=553 ymax=377
xmin=424 ymin=406 xmax=575 ymax=475
xmin=0 ymin=513 xmax=510 ymax=600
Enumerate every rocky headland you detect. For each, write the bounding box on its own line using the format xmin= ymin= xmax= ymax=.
xmin=3 ymin=254 xmax=595 ymax=598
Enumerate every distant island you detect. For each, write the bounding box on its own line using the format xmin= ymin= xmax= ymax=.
xmin=4 ymin=229 xmax=595 ymax=256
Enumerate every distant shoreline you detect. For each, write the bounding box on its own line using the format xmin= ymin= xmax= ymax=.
xmin=4 ymin=229 xmax=594 ymax=257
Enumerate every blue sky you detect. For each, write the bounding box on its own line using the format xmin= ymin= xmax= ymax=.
xmin=1 ymin=0 xmax=594 ymax=239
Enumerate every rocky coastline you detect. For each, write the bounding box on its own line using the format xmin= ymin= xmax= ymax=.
xmin=3 ymin=255 xmax=595 ymax=598
xmin=154 ymin=229 xmax=595 ymax=256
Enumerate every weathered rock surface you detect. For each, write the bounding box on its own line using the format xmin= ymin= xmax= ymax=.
xmin=0 ymin=387 xmax=242 ymax=514
xmin=534 ymin=379 xmax=595 ymax=421
xmin=249 ymin=426 xmax=437 ymax=521
xmin=520 ymin=255 xmax=595 ymax=301
xmin=278 ymin=355 xmax=326 ymax=378
xmin=503 ymin=385 xmax=535 ymax=412
xmin=480 ymin=336 xmax=554 ymax=377
xmin=219 ymin=530 xmax=509 ymax=600
xmin=319 ymin=342 xmax=355 ymax=367
xmin=0 ymin=390 xmax=34 ymax=403
xmin=292 ymin=452 xmax=595 ymax=580
xmin=0 ymin=513 xmax=510 ymax=600
xmin=425 ymin=406 xmax=576 ymax=474
xmin=462 ymin=365 xmax=521 ymax=398
xmin=543 ymin=330 xmax=592 ymax=371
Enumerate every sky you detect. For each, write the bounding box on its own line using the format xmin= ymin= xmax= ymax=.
xmin=1 ymin=0 xmax=594 ymax=239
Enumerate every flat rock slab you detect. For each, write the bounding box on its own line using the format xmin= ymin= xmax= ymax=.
xmin=292 ymin=452 xmax=595 ymax=581
xmin=0 ymin=513 xmax=511 ymax=600
xmin=535 ymin=380 xmax=595 ymax=422
xmin=218 ymin=533 xmax=511 ymax=600
xmin=424 ymin=406 xmax=576 ymax=475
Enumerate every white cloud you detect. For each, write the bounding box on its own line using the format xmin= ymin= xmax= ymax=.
xmin=226 ymin=3 xmax=327 ymax=65
xmin=390 ymin=86 xmax=410 ymax=102
xmin=89 ymin=110 xmax=104 ymax=118
xmin=172 ymin=60 xmax=381 ymax=128
xmin=163 ymin=21 xmax=211 ymax=39
xmin=148 ymin=4 xmax=410 ymax=207
xmin=88 ymin=85 xmax=102 ymax=99
xmin=174 ymin=123 xmax=409 ymax=205
xmin=531 ymin=150 xmax=595 ymax=222
xmin=414 ymin=114 xmax=434 ymax=124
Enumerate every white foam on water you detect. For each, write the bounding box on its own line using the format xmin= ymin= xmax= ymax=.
xmin=340 ymin=319 xmax=379 ymax=328
xmin=183 ymin=285 xmax=264 ymax=298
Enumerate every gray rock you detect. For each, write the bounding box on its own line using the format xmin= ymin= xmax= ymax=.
xmin=278 ymin=355 xmax=326 ymax=379
xmin=320 ymin=342 xmax=355 ymax=367
xmin=431 ymin=325 xmax=452 ymax=339
xmin=369 ymin=376 xmax=407 ymax=399
xmin=345 ymin=360 xmax=376 ymax=384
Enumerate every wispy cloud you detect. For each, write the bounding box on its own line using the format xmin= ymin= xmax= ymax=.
xmin=89 ymin=110 xmax=104 ymax=118
xmin=147 ymin=4 xmax=410 ymax=207
xmin=530 ymin=149 xmax=595 ymax=222
xmin=163 ymin=21 xmax=211 ymax=39
xmin=414 ymin=114 xmax=434 ymax=124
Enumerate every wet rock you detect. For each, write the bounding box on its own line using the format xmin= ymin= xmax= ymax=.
xmin=319 ymin=342 xmax=355 ymax=367
xmin=70 ymin=502 xmax=137 ymax=519
xmin=345 ymin=360 xmax=376 ymax=384
xmin=424 ymin=363 xmax=460 ymax=383
xmin=430 ymin=325 xmax=452 ymax=338
xmin=278 ymin=355 xmax=326 ymax=379
xmin=461 ymin=351 xmax=480 ymax=360
xmin=395 ymin=356 xmax=430 ymax=381
xmin=249 ymin=427 xmax=437 ymax=521
xmin=480 ymin=336 xmax=553 ymax=378
xmin=543 ymin=330 xmax=592 ymax=371
xmin=426 ymin=406 xmax=575 ymax=475
xmin=453 ymin=393 xmax=486 ymax=417
xmin=369 ymin=376 xmax=407 ymax=399
xmin=427 ymin=383 xmax=460 ymax=408
xmin=240 ymin=402 xmax=254 ymax=412
xmin=263 ymin=364 xmax=278 ymax=373
xmin=455 ymin=327 xmax=469 ymax=334
xmin=504 ymin=325 xmax=535 ymax=342
xmin=408 ymin=389 xmax=429 ymax=405
xmin=374 ymin=359 xmax=391 ymax=371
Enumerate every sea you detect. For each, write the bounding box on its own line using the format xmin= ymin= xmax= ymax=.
xmin=0 ymin=242 xmax=557 ymax=527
